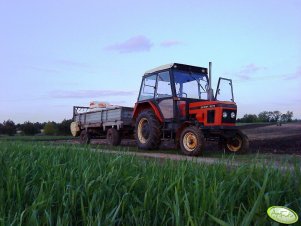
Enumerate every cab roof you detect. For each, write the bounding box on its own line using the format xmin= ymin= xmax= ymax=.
xmin=144 ymin=63 xmax=208 ymax=76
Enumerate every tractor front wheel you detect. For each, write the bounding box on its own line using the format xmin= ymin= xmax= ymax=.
xmin=135 ymin=110 xmax=161 ymax=150
xmin=223 ymin=130 xmax=249 ymax=154
xmin=180 ymin=126 xmax=204 ymax=156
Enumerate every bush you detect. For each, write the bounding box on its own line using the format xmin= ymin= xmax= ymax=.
xmin=0 ymin=123 xmax=3 ymax=134
xmin=43 ymin=122 xmax=58 ymax=135
xmin=2 ymin=120 xmax=16 ymax=136
xmin=57 ymin=119 xmax=72 ymax=135
xmin=20 ymin=121 xmax=40 ymax=135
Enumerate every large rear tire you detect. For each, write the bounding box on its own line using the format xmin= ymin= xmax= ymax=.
xmin=79 ymin=130 xmax=91 ymax=144
xmin=180 ymin=126 xmax=204 ymax=156
xmin=135 ymin=110 xmax=162 ymax=150
xmin=223 ymin=130 xmax=249 ymax=154
xmin=106 ymin=128 xmax=121 ymax=146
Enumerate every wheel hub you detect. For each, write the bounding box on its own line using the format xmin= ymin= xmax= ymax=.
xmin=183 ymin=132 xmax=197 ymax=151
xmin=227 ymin=136 xmax=242 ymax=152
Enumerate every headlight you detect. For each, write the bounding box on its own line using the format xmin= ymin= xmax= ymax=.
xmin=231 ymin=112 xmax=236 ymax=118
xmin=222 ymin=112 xmax=228 ymax=118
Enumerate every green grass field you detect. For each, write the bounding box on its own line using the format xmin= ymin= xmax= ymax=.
xmin=0 ymin=141 xmax=300 ymax=225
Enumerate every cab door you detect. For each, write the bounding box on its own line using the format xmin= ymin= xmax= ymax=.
xmin=155 ymin=71 xmax=174 ymax=120
xmin=215 ymin=77 xmax=235 ymax=102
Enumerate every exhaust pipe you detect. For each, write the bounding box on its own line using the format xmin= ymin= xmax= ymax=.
xmin=208 ymin=62 xmax=214 ymax=100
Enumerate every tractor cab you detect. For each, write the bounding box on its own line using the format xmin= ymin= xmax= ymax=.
xmin=138 ymin=63 xmax=209 ymax=102
xmin=136 ymin=63 xmax=236 ymax=125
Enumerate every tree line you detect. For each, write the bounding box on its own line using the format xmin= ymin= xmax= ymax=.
xmin=0 ymin=119 xmax=73 ymax=136
xmin=237 ymin=111 xmax=294 ymax=123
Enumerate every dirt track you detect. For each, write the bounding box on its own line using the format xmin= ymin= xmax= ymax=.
xmin=242 ymin=123 xmax=301 ymax=139
xmin=242 ymin=123 xmax=301 ymax=154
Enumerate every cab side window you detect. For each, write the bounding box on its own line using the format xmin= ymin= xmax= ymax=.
xmin=156 ymin=71 xmax=172 ymax=98
xmin=138 ymin=74 xmax=157 ymax=101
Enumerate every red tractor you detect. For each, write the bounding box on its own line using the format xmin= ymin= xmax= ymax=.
xmin=132 ymin=62 xmax=249 ymax=156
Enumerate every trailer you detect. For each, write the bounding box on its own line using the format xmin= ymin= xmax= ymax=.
xmin=71 ymin=106 xmax=134 ymax=145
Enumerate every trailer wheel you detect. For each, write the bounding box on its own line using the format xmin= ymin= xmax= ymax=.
xmin=79 ymin=130 xmax=91 ymax=145
xmin=180 ymin=126 xmax=204 ymax=156
xmin=135 ymin=110 xmax=161 ymax=150
xmin=224 ymin=130 xmax=249 ymax=154
xmin=106 ymin=128 xmax=121 ymax=146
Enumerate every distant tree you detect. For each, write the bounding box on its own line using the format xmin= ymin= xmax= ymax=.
xmin=0 ymin=122 xmax=3 ymax=134
xmin=240 ymin=114 xmax=258 ymax=123
xmin=258 ymin=111 xmax=270 ymax=122
xmin=2 ymin=120 xmax=17 ymax=136
xmin=240 ymin=110 xmax=295 ymax=123
xmin=285 ymin=111 xmax=293 ymax=122
xmin=57 ymin=119 xmax=72 ymax=135
xmin=267 ymin=111 xmax=274 ymax=122
xmin=20 ymin=121 xmax=40 ymax=135
xmin=272 ymin=111 xmax=281 ymax=122
xmin=281 ymin=111 xmax=293 ymax=122
xmin=16 ymin=123 xmax=22 ymax=131
xmin=43 ymin=122 xmax=58 ymax=135
xmin=34 ymin=122 xmax=44 ymax=132
xmin=280 ymin=114 xmax=287 ymax=122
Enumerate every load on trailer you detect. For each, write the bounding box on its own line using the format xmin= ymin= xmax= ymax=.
xmin=71 ymin=62 xmax=249 ymax=156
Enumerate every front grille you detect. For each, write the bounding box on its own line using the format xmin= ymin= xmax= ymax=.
xmin=207 ymin=110 xmax=215 ymax=123
xmin=221 ymin=109 xmax=236 ymax=123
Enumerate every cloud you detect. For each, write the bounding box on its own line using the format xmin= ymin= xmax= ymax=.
xmin=234 ymin=64 xmax=267 ymax=80
xmin=160 ymin=40 xmax=182 ymax=47
xmin=104 ymin=35 xmax=153 ymax=53
xmin=283 ymin=66 xmax=301 ymax=80
xmin=50 ymin=90 xmax=136 ymax=99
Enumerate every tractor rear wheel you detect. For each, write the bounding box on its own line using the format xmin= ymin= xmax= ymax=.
xmin=106 ymin=128 xmax=121 ymax=146
xmin=180 ymin=126 xmax=204 ymax=156
xmin=135 ymin=110 xmax=161 ymax=150
xmin=223 ymin=130 xmax=249 ymax=154
xmin=79 ymin=130 xmax=91 ymax=144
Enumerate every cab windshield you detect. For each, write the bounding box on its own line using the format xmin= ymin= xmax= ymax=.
xmin=174 ymin=70 xmax=208 ymax=99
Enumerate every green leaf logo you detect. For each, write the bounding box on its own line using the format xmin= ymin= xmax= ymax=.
xmin=267 ymin=206 xmax=298 ymax=224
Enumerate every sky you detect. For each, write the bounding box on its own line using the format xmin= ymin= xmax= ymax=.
xmin=0 ymin=0 xmax=300 ymax=123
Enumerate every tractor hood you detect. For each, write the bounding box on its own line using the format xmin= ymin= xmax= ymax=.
xmin=189 ymin=100 xmax=237 ymax=126
xmin=189 ymin=101 xmax=237 ymax=110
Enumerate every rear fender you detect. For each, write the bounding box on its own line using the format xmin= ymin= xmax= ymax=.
xmin=132 ymin=101 xmax=163 ymax=122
